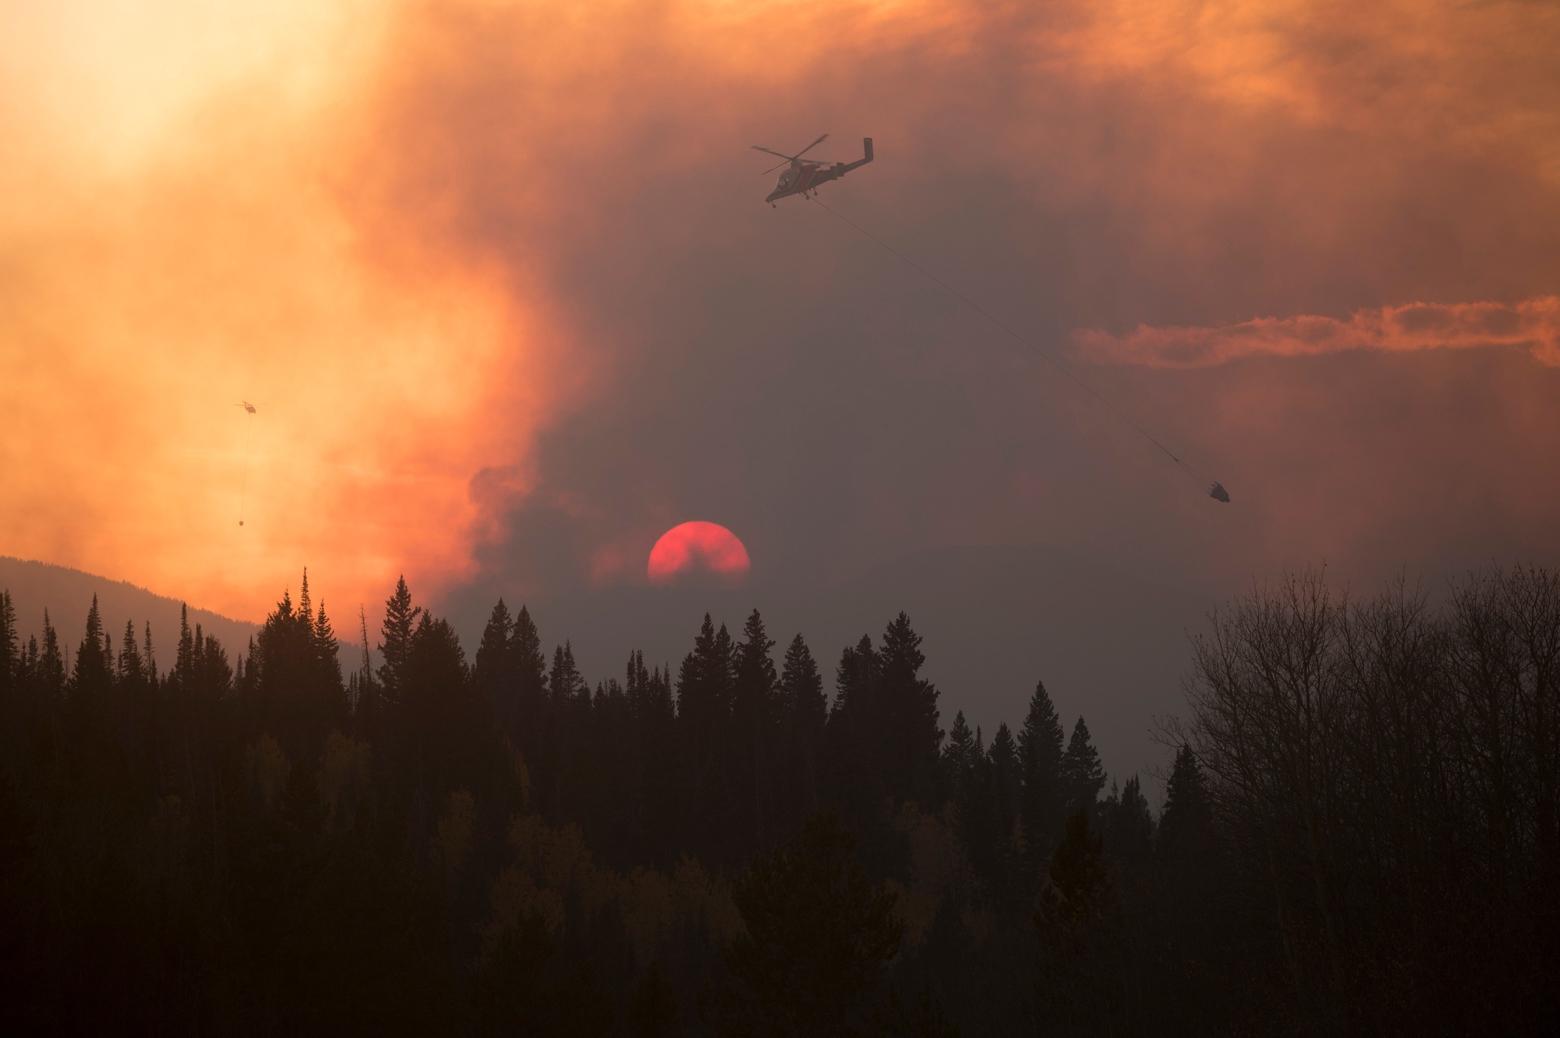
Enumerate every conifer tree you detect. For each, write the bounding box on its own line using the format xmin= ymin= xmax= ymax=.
xmin=299 ymin=568 xmax=314 ymax=626
xmin=0 ymin=590 xmax=16 ymax=697
xmin=475 ymin=598 xmax=514 ymax=705
xmin=548 ymin=641 xmax=586 ymax=703
xmin=38 ymin=612 xmax=65 ymax=698
xmin=198 ymin=633 xmax=233 ymax=699
xmin=71 ymin=595 xmax=113 ymax=702
xmin=508 ymin=605 xmax=548 ymax=757
xmin=1106 ymin=775 xmax=1154 ymax=865
xmin=20 ymin=635 xmax=39 ymax=690
xmin=1019 ymin=679 xmax=1067 ymax=867
xmin=1159 ymin=746 xmax=1210 ymax=863
xmin=989 ymin=723 xmax=1022 ymax=875
xmin=173 ymin=603 xmax=196 ymax=694
xmin=824 ymin=634 xmax=879 ymax=825
xmin=942 ymin=710 xmax=977 ymax=800
xmin=249 ymin=583 xmax=341 ymax=756
xmin=378 ymin=576 xmax=421 ymax=703
xmin=400 ymin=611 xmax=478 ymax=797
xmin=118 ymin=620 xmax=145 ymax=686
xmin=877 ymin=613 xmax=943 ymax=807
xmin=142 ymin=621 xmax=157 ymax=684
xmin=830 ymin=634 xmax=877 ymax=723
xmin=731 ymin=610 xmax=779 ymax=854
xmin=1061 ymin=716 xmax=1106 ymax=817
xmin=675 ymin=614 xmax=735 ymax=861
xmin=676 ymin=614 xmax=734 ymax=732
xmin=313 ymin=600 xmax=342 ymax=691
xmin=632 ymin=653 xmax=678 ymax=862
xmin=779 ymin=632 xmax=826 ymax=821
xmin=354 ymin=605 xmax=374 ymax=719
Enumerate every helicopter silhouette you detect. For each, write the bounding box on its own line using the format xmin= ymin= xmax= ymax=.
xmin=753 ymin=134 xmax=873 ymax=206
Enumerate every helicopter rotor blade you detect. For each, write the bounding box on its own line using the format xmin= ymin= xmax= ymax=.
xmin=793 ymin=133 xmax=829 ymax=159
xmin=751 ymin=145 xmax=794 ymax=162
xmin=761 ymin=159 xmax=790 ymax=175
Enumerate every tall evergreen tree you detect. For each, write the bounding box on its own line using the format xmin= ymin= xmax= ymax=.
xmin=403 ymin=612 xmax=476 ymax=795
xmin=298 ymin=568 xmax=314 ymax=625
xmin=509 ymin=605 xmax=548 ymax=768
xmin=0 ymin=590 xmax=17 ymax=698
xmin=197 ymin=633 xmax=233 ymax=700
xmin=117 ymin=620 xmax=145 ymax=686
xmin=71 ymin=594 xmax=113 ymax=701
xmin=675 ymin=614 xmax=735 ymax=861
xmin=1060 ymin=716 xmax=1106 ymax=817
xmin=1159 ymin=746 xmax=1211 ymax=863
xmin=824 ymin=634 xmax=879 ymax=827
xmin=630 ymin=652 xmax=677 ymax=863
xmin=876 ymin=613 xmax=944 ymax=807
xmin=1105 ymin=775 xmax=1154 ymax=865
xmin=731 ymin=610 xmax=779 ymax=856
xmin=1019 ymin=680 xmax=1067 ymax=868
xmin=830 ymin=634 xmax=878 ymax=724
xmin=779 ymin=633 xmax=826 ymax=823
xmin=173 ymin=603 xmax=196 ymax=693
xmin=142 ymin=621 xmax=157 ymax=683
xmin=988 ymin=723 xmax=1022 ymax=889
xmin=314 ymin=600 xmax=342 ymax=692
xmin=249 ymin=583 xmax=343 ymax=757
xmin=474 ymin=598 xmax=515 ymax=711
xmin=543 ymin=640 xmax=587 ymax=820
xmin=378 ymin=575 xmax=422 ymax=704
xmin=942 ymin=710 xmax=978 ymax=801
xmin=355 ymin=605 xmax=374 ymax=715
xmin=37 ymin=611 xmax=65 ymax=698
xmin=548 ymin=642 xmax=586 ymax=703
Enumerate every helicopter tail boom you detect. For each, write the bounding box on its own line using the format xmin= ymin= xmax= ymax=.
xmin=841 ymin=137 xmax=874 ymax=173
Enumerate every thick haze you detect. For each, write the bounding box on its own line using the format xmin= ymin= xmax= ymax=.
xmin=5 ymin=0 xmax=1560 ymax=778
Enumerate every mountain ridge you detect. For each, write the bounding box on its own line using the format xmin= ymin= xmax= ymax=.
xmin=0 ymin=556 xmax=260 ymax=664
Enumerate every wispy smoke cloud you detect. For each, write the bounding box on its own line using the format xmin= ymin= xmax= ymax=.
xmin=1077 ymin=297 xmax=1560 ymax=369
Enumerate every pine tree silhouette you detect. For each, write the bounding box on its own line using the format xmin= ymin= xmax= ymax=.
xmin=377 ymin=575 xmax=422 ymax=704
xmin=779 ymin=632 xmax=826 ymax=826
xmin=731 ymin=609 xmax=778 ymax=856
xmin=0 ymin=590 xmax=17 ymax=699
xmin=1060 ymin=716 xmax=1105 ymax=818
xmin=1019 ymin=680 xmax=1066 ymax=871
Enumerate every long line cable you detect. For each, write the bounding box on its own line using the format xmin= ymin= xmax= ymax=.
xmin=237 ymin=405 xmax=255 ymax=527
xmin=808 ymin=195 xmax=1206 ymax=482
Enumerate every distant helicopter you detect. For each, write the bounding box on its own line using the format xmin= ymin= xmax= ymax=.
xmin=753 ymin=134 xmax=873 ymax=206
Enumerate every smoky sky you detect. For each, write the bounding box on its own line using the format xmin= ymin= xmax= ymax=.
xmin=9 ymin=0 xmax=1560 ymax=782
xmin=350 ymin=0 xmax=1560 ymax=595
xmin=341 ymin=0 xmax=1560 ymax=779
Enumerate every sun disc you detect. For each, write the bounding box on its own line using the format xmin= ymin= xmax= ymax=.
xmin=647 ymin=521 xmax=751 ymax=584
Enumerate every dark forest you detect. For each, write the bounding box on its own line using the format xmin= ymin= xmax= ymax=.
xmin=1 ymin=565 xmax=1556 ymax=1034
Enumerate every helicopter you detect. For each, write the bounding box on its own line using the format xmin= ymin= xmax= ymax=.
xmin=753 ymin=134 xmax=873 ymax=206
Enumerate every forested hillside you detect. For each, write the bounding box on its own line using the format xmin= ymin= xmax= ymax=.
xmin=1 ymin=566 xmax=1555 ymax=1033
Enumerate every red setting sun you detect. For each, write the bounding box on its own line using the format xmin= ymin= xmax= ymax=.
xmin=646 ymin=521 xmax=751 ymax=585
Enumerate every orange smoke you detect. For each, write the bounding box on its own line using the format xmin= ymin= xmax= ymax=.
xmin=1077 ymin=297 xmax=1560 ymax=369
xmin=0 ymin=2 xmax=564 ymax=619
